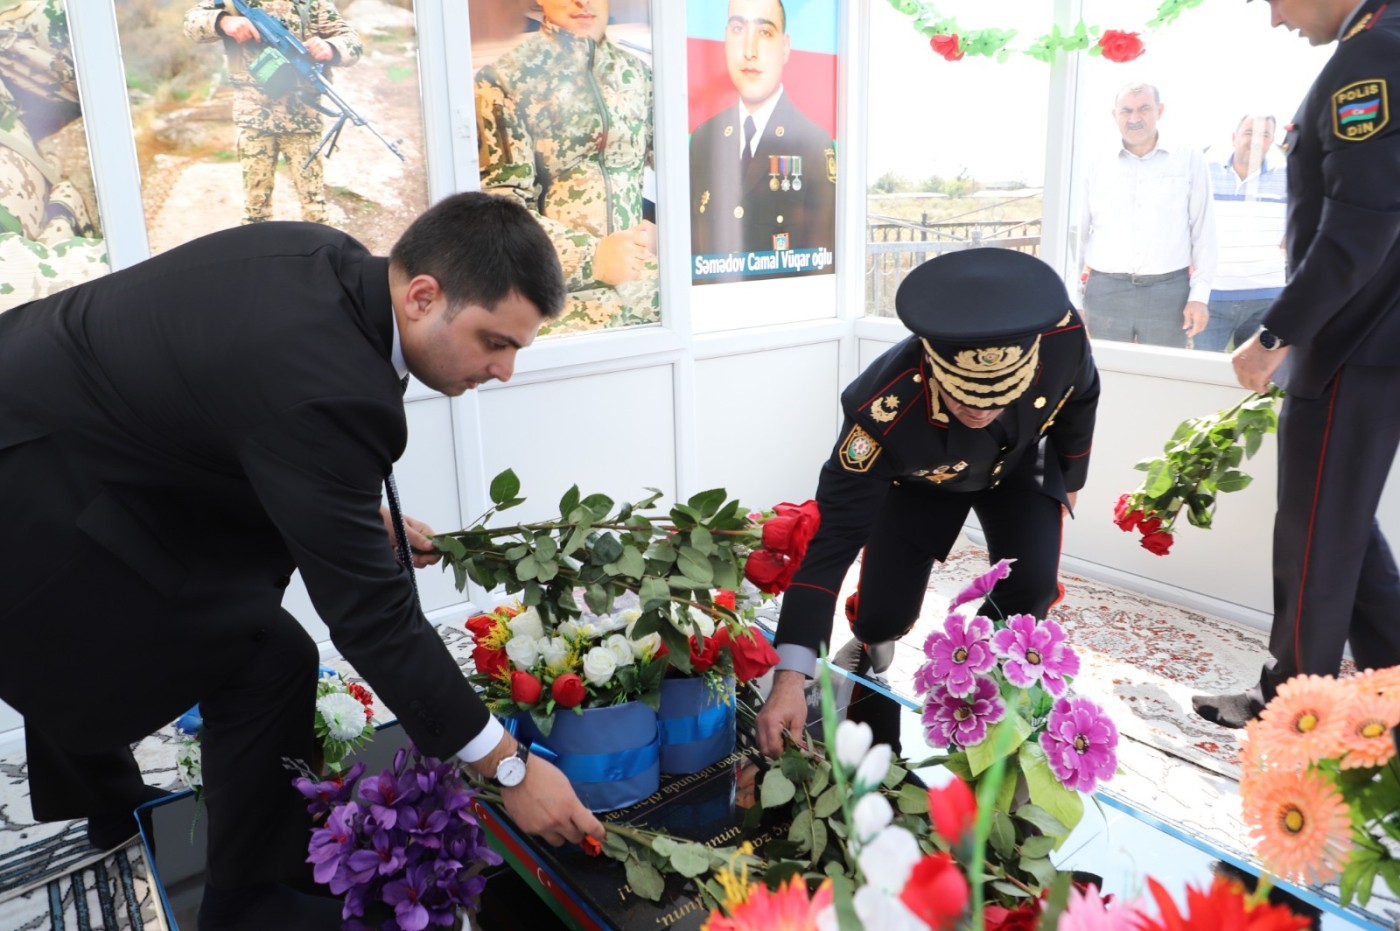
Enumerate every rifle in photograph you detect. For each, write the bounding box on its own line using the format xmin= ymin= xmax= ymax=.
xmin=221 ymin=0 xmax=405 ymax=168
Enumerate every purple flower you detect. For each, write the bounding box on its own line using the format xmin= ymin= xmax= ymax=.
xmin=948 ymin=558 xmax=1015 ymax=612
xmin=358 ymin=768 xmax=421 ymax=830
xmin=991 ymin=614 xmax=1081 ymax=696
xmin=921 ymin=676 xmax=1006 ymax=749
xmin=1039 ymin=697 xmax=1118 ymax=794
xmin=293 ymin=761 xmax=366 ymax=819
xmin=307 ymin=802 xmax=360 ymax=889
xmin=916 ymin=614 xmax=997 ymax=697
xmin=381 ymin=861 xmax=436 ymax=931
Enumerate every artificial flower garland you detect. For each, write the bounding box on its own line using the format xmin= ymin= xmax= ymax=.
xmin=889 ymin=0 xmax=1205 ymax=64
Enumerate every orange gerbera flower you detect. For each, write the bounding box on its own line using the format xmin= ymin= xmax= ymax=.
xmin=703 ymin=876 xmax=833 ymax=931
xmin=1241 ymin=767 xmax=1351 ymax=885
xmin=1136 ymin=876 xmax=1311 ymax=930
xmin=1254 ymin=675 xmax=1347 ymax=766
xmin=1336 ymin=691 xmax=1400 ymax=769
xmin=1350 ymin=664 xmax=1400 ymax=698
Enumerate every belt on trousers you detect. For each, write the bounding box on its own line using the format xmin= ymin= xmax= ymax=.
xmin=1088 ymin=268 xmax=1188 ymax=285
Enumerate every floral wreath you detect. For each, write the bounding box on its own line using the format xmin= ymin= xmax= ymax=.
xmin=888 ymin=0 xmax=1205 ymax=63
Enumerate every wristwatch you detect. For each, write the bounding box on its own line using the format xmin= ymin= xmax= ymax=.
xmin=1258 ymin=327 xmax=1287 ymax=351
xmin=489 ymin=744 xmax=530 ymax=788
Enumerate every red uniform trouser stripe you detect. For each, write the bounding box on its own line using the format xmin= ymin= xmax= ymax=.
xmin=1291 ymin=374 xmax=1342 ymax=670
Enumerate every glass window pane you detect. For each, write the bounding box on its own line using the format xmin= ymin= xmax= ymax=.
xmin=864 ymin=0 xmax=1050 ymax=319
xmin=471 ymin=0 xmax=659 ymax=337
xmin=118 ymin=0 xmax=430 ymax=255
xmin=0 ymin=0 xmax=110 ymax=311
xmin=1074 ymin=0 xmax=1331 ymax=352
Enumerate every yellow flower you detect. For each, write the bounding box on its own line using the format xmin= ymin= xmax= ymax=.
xmin=1254 ymin=675 xmax=1347 ymax=767
xmin=1242 ymin=766 xmax=1351 ymax=885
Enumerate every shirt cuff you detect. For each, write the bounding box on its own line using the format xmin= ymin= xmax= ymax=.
xmin=776 ymin=643 xmax=818 ymax=678
xmin=455 ymin=715 xmax=506 ymax=765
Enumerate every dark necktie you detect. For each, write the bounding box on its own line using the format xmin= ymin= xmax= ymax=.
xmin=742 ymin=116 xmax=756 ymax=170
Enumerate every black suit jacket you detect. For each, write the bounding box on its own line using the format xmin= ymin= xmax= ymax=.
xmin=0 ymin=223 xmax=488 ymax=757
xmin=1267 ymin=0 xmax=1400 ymax=397
xmin=688 ymin=91 xmax=836 ymax=275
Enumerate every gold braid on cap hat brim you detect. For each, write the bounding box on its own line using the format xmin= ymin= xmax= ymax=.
xmin=922 ymin=336 xmax=1040 ymax=408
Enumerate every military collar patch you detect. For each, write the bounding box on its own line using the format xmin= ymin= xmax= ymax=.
xmin=839 ymin=424 xmax=882 ymax=473
xmin=1333 ymin=79 xmax=1389 ymax=142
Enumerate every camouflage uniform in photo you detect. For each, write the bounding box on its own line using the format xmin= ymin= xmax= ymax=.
xmin=0 ymin=0 xmax=108 ymax=312
xmin=475 ymin=21 xmax=658 ymax=335
xmin=184 ymin=0 xmax=362 ymax=224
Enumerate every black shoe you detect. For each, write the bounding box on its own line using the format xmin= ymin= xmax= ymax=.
xmin=198 ymin=881 xmax=346 ymax=931
xmin=1191 ymin=692 xmax=1265 ymax=729
xmin=86 ymin=785 xmax=173 ymax=851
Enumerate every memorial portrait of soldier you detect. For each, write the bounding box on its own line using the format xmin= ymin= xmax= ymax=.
xmin=115 ymin=0 xmax=426 ymax=255
xmin=473 ymin=0 xmax=659 ymax=336
xmin=687 ymin=0 xmax=836 ymax=284
xmin=0 ymin=0 xmax=109 ymax=312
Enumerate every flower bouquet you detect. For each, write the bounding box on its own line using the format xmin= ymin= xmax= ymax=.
xmin=1239 ymin=667 xmax=1400 ymax=906
xmin=1114 ymin=386 xmax=1283 ymax=555
xmin=296 ymin=743 xmax=500 ymax=931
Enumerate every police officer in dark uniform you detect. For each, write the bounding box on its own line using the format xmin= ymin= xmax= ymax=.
xmin=755 ymin=248 xmax=1100 ymax=758
xmin=1194 ymin=0 xmax=1400 ymax=729
xmin=688 ymin=0 xmax=835 ymax=281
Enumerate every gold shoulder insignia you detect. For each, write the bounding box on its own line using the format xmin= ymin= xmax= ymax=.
xmin=1056 ymin=310 xmax=1074 ymax=327
xmin=1344 ymin=13 xmax=1373 ymax=41
xmin=1039 ymin=387 xmax=1074 ymax=435
xmin=1332 ymin=79 xmax=1389 ymax=142
xmin=869 ymin=394 xmax=900 ymax=423
xmin=839 ymin=424 xmax=882 ymax=473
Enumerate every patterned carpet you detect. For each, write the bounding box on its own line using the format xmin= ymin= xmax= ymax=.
xmin=0 ymin=540 xmax=1393 ymax=929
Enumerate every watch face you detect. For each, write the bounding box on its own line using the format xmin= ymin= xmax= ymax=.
xmin=496 ymin=756 xmax=527 ymax=787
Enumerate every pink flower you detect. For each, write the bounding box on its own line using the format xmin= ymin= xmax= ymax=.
xmin=948 ymin=558 xmax=1014 ymax=612
xmin=916 ymin=614 xmax=997 ymax=697
xmin=921 ymin=677 xmax=1006 ymax=749
xmin=991 ymin=614 xmax=1080 ymax=696
xmin=1040 ymin=697 xmax=1119 ymax=793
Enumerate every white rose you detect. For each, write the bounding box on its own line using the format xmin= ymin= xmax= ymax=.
xmin=856 ymin=825 xmax=921 ymax=895
xmin=539 ymin=636 xmax=572 ymax=669
xmin=559 ymin=619 xmax=601 ymax=641
xmin=618 ymin=608 xmax=642 ymax=627
xmin=852 ymin=792 xmax=893 ymax=844
xmin=507 ymin=606 xmax=544 ymax=641
xmin=625 ymin=626 xmax=662 ymax=660
xmin=604 ymin=634 xmax=636 ymax=667
xmin=582 ymin=646 xmax=618 ymax=686
xmin=599 ymin=612 xmax=630 ymax=633
xmin=504 ymin=635 xmax=541 ymax=670
xmin=688 ymin=607 xmax=716 ymax=639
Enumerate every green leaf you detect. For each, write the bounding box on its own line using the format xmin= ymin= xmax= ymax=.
xmin=897 ymin=782 xmax=930 ymax=815
xmin=489 ymin=469 xmax=521 ymax=505
xmin=967 ymin=710 xmax=1032 ymax=776
xmin=677 ymin=547 xmax=715 ymax=585
xmin=616 ymin=546 xmax=647 ymax=579
xmin=601 ymin=830 xmax=630 ymax=861
xmin=779 ymin=751 xmax=812 ymax=786
xmin=639 ymin=577 xmax=671 ymax=612
xmin=644 ymin=539 xmax=677 ymax=563
xmin=989 ymin=809 xmax=1015 ymax=858
xmin=580 ymin=493 xmax=615 ymax=520
xmin=788 ymin=809 xmax=814 ymax=854
xmin=432 ymin=535 xmax=465 ymax=559
xmin=535 ymin=559 xmax=559 ymax=582
xmin=1215 ymin=471 xmax=1252 ymax=493
xmin=515 ymin=555 xmax=539 ymax=582
xmin=1020 ymin=835 xmax=1058 ymax=859
xmin=585 ymin=584 xmax=611 ymax=615
xmin=669 ymin=842 xmax=712 ymax=878
xmin=624 ymin=858 xmax=665 ymax=902
xmin=558 ymin=485 xmax=580 ymax=519
xmin=811 ymin=819 xmax=829 ymax=865
xmin=686 ymin=488 xmax=728 ymax=517
xmin=1143 ymin=459 xmax=1175 ymax=498
xmin=761 ymin=769 xmax=797 ymax=808
xmin=1021 ymin=855 xmax=1058 ymax=888
xmin=689 ymin=525 xmax=716 ymax=556
xmin=650 ymin=835 xmax=677 ymax=857
xmin=1015 ymin=803 xmax=1070 ymax=838
xmin=810 ymin=761 xmax=831 ymax=798
xmin=762 ymin=860 xmax=805 ymax=888
xmin=592 ymin=533 xmax=624 ymax=565
xmin=534 ymin=534 xmax=558 ymax=561
xmin=813 ymin=785 xmax=842 ymax=818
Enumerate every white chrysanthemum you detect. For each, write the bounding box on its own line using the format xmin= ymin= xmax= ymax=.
xmin=176 ymin=739 xmax=202 ymax=790
xmin=508 ymin=606 xmax=544 ymax=641
xmin=834 ymin=719 xmax=873 ymax=770
xmin=688 ymin=607 xmax=716 ymax=639
xmin=856 ymin=825 xmax=921 ymax=895
xmin=603 ymin=634 xmax=636 ymax=667
xmin=316 ymin=692 xmax=368 ymax=741
xmin=539 ymin=636 xmax=571 ymax=670
xmin=582 ymin=646 xmax=618 ymax=686
xmin=505 ymin=635 xmax=541 ymax=670
xmin=852 ymin=792 xmax=894 ymax=844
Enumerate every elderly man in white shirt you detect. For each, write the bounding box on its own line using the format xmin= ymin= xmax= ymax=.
xmin=1079 ymin=82 xmax=1218 ymax=348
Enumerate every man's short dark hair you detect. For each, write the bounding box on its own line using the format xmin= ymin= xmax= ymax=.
xmin=390 ymin=192 xmax=564 ymax=320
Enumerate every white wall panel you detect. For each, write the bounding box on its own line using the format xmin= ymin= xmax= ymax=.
xmin=693 ymin=343 xmax=841 ymax=507
xmin=475 ymin=367 xmax=678 ymax=525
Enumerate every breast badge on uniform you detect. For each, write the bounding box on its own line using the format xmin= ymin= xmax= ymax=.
xmin=913 ymin=462 xmax=967 ymax=484
xmin=839 ymin=424 xmax=882 ymax=473
xmin=1332 ymin=79 xmax=1389 ymax=142
xmin=869 ymin=394 xmax=900 ymax=423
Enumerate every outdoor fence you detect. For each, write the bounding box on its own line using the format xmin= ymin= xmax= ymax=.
xmin=865 ymin=216 xmax=1042 ymax=317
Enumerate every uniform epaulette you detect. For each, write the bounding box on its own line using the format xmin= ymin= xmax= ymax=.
xmin=854 ymin=366 xmax=929 ymax=435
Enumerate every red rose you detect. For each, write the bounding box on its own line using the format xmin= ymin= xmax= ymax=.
xmin=1097 ymin=29 xmax=1145 ymax=63
xmin=729 ymin=627 xmax=779 ymax=682
xmin=581 ymin=836 xmax=603 ymax=857
xmin=510 ymin=670 xmax=543 ymax=706
xmin=689 ymin=626 xmax=732 ymax=674
xmin=465 ymin=613 xmax=498 ymax=639
xmin=927 ymin=776 xmax=977 ymax=845
xmin=1112 ymin=494 xmax=1143 ymax=532
xmin=472 ymin=646 xmax=509 ymax=680
xmin=1140 ymin=530 xmax=1174 ymax=556
xmin=899 ymin=853 xmax=968 ymax=929
xmin=714 ymin=590 xmax=737 ymax=612
xmin=929 ymin=33 xmax=965 ymax=61
xmin=1138 ymin=514 xmax=1163 ymax=535
xmin=551 ymin=673 xmax=587 ymax=708
xmin=768 ymin=501 xmax=821 ymax=559
xmin=984 ymin=903 xmax=1041 ymax=931
xmin=743 ymin=549 xmax=795 ymax=594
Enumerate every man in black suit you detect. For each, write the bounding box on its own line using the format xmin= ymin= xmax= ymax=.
xmin=0 ymin=192 xmax=604 ymax=929
xmin=688 ymin=0 xmax=836 ymax=282
xmin=1194 ymin=0 xmax=1400 ymax=729
xmin=754 ymin=249 xmax=1100 ymax=758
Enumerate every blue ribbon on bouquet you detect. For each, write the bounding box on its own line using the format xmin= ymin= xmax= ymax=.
xmin=658 ymin=698 xmax=734 ymax=745
xmin=506 ymin=717 xmax=661 ymax=811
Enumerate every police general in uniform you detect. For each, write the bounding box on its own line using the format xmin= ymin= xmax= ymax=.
xmin=1195 ymin=0 xmax=1400 ymax=729
xmin=689 ymin=0 xmax=835 ymax=282
xmin=184 ymin=0 xmax=362 ymax=226
xmin=755 ymin=248 xmax=1100 ymax=758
